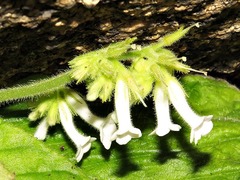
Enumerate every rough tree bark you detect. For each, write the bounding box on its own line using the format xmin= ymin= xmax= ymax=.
xmin=0 ymin=0 xmax=239 ymax=88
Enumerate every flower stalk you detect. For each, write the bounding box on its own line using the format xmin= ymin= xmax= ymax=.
xmin=0 ymin=71 xmax=72 ymax=103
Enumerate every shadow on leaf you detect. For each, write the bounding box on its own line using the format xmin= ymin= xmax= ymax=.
xmin=113 ymin=144 xmax=140 ymax=177
xmin=100 ymin=144 xmax=112 ymax=161
xmin=155 ymin=127 xmax=211 ymax=173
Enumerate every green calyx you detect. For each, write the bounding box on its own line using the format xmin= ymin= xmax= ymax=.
xmin=28 ymin=88 xmax=77 ymax=126
xmin=69 ymin=23 xmax=202 ymax=103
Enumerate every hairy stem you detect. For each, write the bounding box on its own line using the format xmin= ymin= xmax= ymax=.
xmin=0 ymin=70 xmax=72 ymax=104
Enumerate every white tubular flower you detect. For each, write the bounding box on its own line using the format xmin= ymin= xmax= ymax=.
xmin=167 ymin=79 xmax=213 ymax=144
xmin=59 ymin=101 xmax=96 ymax=162
xmin=190 ymin=115 xmax=213 ymax=144
xmin=99 ymin=112 xmax=118 ymax=149
xmin=34 ymin=118 xmax=49 ymax=140
xmin=112 ymin=79 xmax=142 ymax=145
xmin=65 ymin=91 xmax=117 ymax=150
xmin=150 ymin=84 xmax=181 ymax=136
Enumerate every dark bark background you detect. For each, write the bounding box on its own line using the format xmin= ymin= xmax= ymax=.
xmin=0 ymin=0 xmax=239 ymax=88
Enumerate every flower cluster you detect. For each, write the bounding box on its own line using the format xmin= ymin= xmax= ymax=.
xmin=29 ymin=88 xmax=117 ymax=162
xmin=29 ymin=24 xmax=213 ymax=162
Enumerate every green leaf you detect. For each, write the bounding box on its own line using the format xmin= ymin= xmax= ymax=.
xmin=181 ymin=75 xmax=240 ymax=120
xmin=0 ymin=118 xmax=88 ymax=179
xmin=79 ymin=75 xmax=240 ymax=179
xmin=0 ymin=75 xmax=239 ymax=179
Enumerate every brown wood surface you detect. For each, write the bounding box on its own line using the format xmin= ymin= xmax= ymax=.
xmin=0 ymin=0 xmax=239 ymax=87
